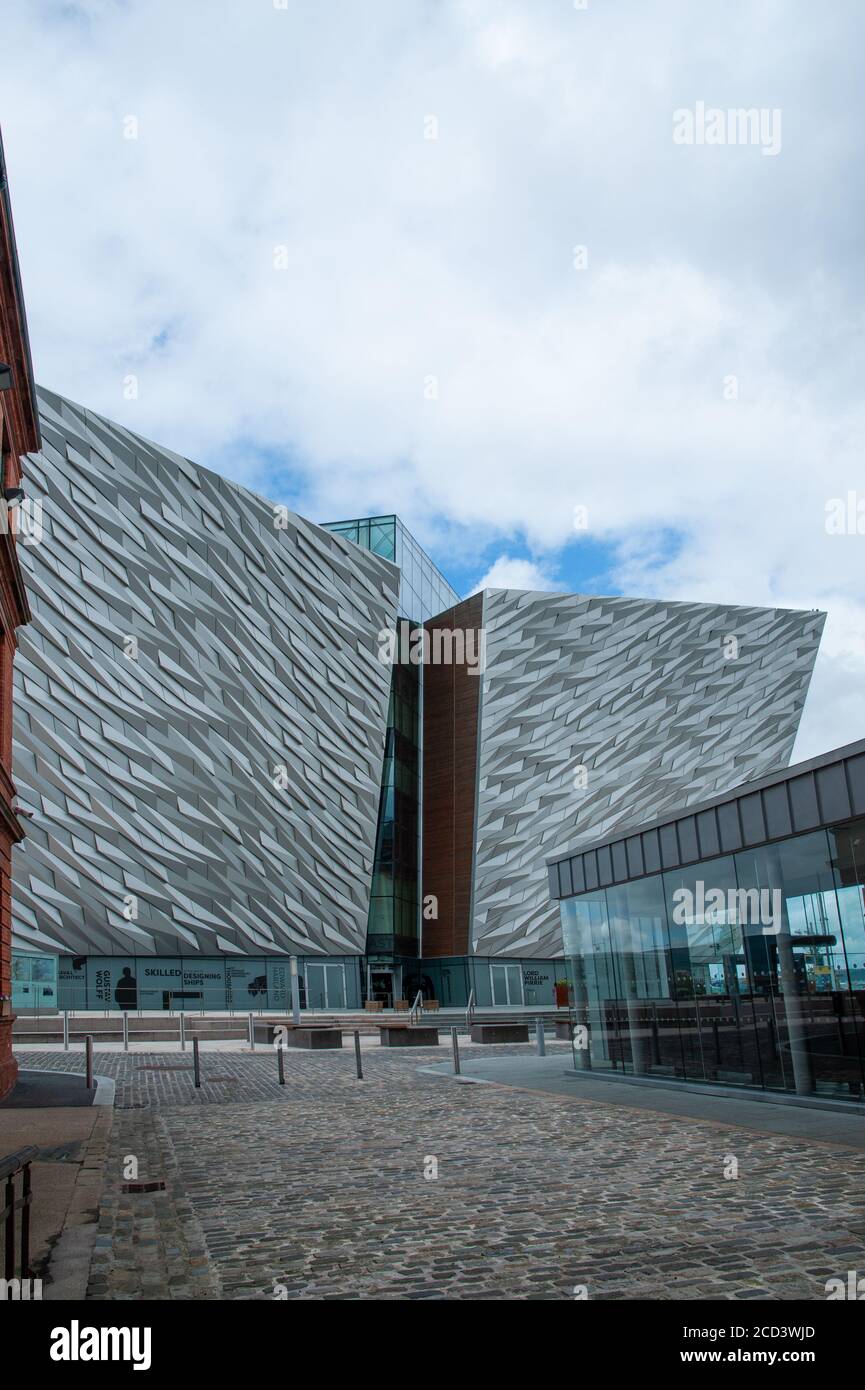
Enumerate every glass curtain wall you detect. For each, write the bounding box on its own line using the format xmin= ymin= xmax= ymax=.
xmin=366 ymin=657 xmax=420 ymax=958
xmin=561 ymin=818 xmax=865 ymax=1101
xmin=322 ymin=515 xmax=459 ymax=623
xmin=322 ymin=514 xmax=460 ymax=997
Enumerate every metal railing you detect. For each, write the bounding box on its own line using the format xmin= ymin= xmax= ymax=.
xmin=409 ymin=990 xmax=424 ymax=1026
xmin=1 ymin=1146 xmax=37 ymax=1282
xmin=465 ymin=988 xmax=476 ymax=1030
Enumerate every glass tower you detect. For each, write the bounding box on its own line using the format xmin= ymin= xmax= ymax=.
xmin=321 ymin=516 xmax=459 ymax=1003
xmin=322 ymin=514 xmax=458 ymax=623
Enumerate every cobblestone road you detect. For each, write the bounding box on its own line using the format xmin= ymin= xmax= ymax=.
xmin=19 ymin=1047 xmax=865 ymax=1301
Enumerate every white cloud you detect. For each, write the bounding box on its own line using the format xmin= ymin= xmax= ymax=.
xmin=2 ymin=0 xmax=864 ymax=757
xmin=470 ymin=555 xmax=559 ymax=594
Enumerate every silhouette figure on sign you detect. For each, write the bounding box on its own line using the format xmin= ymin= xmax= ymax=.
xmin=114 ymin=967 xmax=138 ymax=1011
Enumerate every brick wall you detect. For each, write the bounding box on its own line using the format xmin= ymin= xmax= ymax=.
xmin=0 ymin=126 xmax=39 ymax=1099
xmin=421 ymin=595 xmax=483 ymax=958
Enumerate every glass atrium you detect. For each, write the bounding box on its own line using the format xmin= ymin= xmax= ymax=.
xmin=321 ymin=515 xmax=460 ymax=993
xmin=322 ymin=514 xmax=459 ymax=623
xmin=560 ymin=819 xmax=865 ymax=1102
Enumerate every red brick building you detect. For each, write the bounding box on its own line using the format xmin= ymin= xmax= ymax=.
xmin=0 ymin=127 xmax=38 ymax=1099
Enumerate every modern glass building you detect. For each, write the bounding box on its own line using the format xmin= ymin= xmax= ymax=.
xmin=321 ymin=515 xmax=458 ymax=624
xmin=8 ymin=388 xmax=828 ymax=1017
xmin=322 ymin=516 xmax=458 ymax=1005
xmin=548 ymin=740 xmax=865 ymax=1104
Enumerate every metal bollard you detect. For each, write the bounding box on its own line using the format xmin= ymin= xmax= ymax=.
xmin=193 ymin=1037 xmax=201 ymax=1088
xmin=63 ymin=1011 xmax=69 ymax=1052
xmin=123 ymin=1012 xmax=129 ymax=1053
xmin=277 ymin=1044 xmax=285 ymax=1085
xmin=451 ymin=1026 xmax=461 ymax=1075
xmin=180 ymin=1013 xmax=186 ymax=1052
xmin=536 ymin=1017 xmax=546 ymax=1056
xmin=248 ymin=1012 xmax=255 ymax=1051
xmin=354 ymin=1030 xmax=363 ymax=1080
xmin=85 ymin=1034 xmax=94 ymax=1090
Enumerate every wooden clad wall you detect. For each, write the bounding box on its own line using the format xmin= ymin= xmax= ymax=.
xmin=421 ymin=594 xmax=483 ymax=957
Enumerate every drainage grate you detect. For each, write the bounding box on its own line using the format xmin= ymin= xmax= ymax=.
xmin=122 ymin=1180 xmax=166 ymax=1193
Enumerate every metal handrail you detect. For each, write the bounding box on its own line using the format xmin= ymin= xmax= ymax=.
xmin=466 ymin=989 xmax=476 ymax=1029
xmin=0 ymin=1146 xmax=37 ymax=1183
xmin=409 ymin=990 xmax=424 ymax=1026
xmin=1 ymin=1145 xmax=37 ymax=1281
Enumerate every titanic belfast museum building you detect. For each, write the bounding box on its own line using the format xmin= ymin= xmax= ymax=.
xmin=10 ymin=386 xmax=825 ymax=1024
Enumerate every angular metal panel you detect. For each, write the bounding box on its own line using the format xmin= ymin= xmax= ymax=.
xmin=815 ymin=764 xmax=851 ymax=824
xmin=12 ymin=389 xmax=398 ymax=959
xmin=788 ymin=773 xmax=821 ymax=832
xmin=473 ymin=589 xmax=823 ymax=957
xmin=738 ymin=793 xmax=766 ymax=847
xmin=762 ymin=783 xmax=793 ymax=840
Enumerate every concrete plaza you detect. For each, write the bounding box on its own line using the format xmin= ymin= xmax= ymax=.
xmin=15 ymin=1042 xmax=865 ymax=1301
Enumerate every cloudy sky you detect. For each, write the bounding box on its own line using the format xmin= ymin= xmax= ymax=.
xmin=3 ymin=0 xmax=863 ymax=760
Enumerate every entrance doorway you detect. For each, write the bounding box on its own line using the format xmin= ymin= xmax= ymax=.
xmin=306 ymin=963 xmax=346 ymax=1010
xmin=367 ymin=965 xmax=402 ymax=1008
xmin=491 ymin=962 xmax=524 ymax=1006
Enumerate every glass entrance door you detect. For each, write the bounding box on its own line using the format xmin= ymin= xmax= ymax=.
xmin=11 ymin=953 xmax=59 ymax=1013
xmin=491 ymin=963 xmax=524 ymax=1006
xmin=370 ymin=971 xmax=394 ymax=1007
xmin=306 ymin=963 xmax=346 ymax=1010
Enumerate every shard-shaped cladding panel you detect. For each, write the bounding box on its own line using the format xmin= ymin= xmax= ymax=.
xmin=12 ymin=388 xmax=399 ymax=958
xmin=472 ymin=590 xmax=825 ymax=959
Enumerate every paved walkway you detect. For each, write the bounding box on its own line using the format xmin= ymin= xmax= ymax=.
xmin=14 ymin=1045 xmax=865 ymax=1301
xmin=0 ymin=1092 xmax=111 ymax=1298
xmin=423 ymin=1055 xmax=865 ymax=1148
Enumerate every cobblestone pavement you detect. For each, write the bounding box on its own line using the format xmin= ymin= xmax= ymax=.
xmin=17 ymin=1047 xmax=865 ymax=1301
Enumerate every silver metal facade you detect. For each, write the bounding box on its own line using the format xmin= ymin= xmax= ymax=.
xmin=472 ymin=589 xmax=825 ymax=959
xmin=12 ymin=388 xmax=399 ymax=960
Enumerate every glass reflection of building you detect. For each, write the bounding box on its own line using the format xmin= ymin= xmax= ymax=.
xmin=322 ymin=516 xmax=459 ymax=1004
xmin=553 ymin=746 xmax=865 ymax=1103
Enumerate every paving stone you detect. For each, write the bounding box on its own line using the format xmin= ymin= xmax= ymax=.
xmin=15 ymin=1045 xmax=865 ymax=1301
